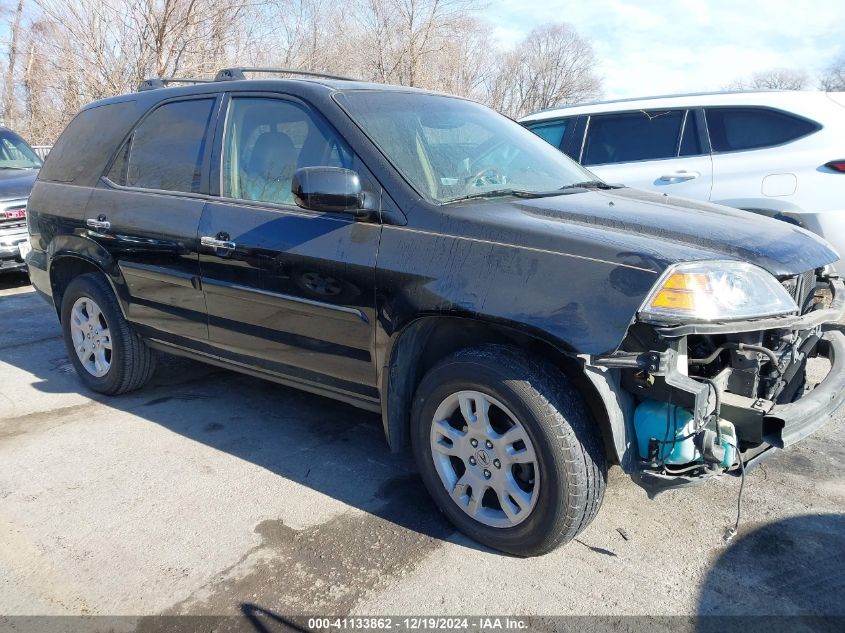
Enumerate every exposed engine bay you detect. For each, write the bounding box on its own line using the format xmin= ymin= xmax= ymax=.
xmin=593 ymin=268 xmax=845 ymax=494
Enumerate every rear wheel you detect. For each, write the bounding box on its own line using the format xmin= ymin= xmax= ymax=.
xmin=411 ymin=345 xmax=606 ymax=556
xmin=60 ymin=273 xmax=155 ymax=395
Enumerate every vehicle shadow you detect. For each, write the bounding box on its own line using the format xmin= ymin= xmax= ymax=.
xmin=697 ymin=513 xmax=845 ymax=631
xmin=239 ymin=604 xmax=309 ymax=633
xmin=0 ymin=270 xmax=30 ymax=291
xmin=133 ymin=604 xmax=311 ymax=632
xmin=0 ymin=289 xmax=468 ymax=555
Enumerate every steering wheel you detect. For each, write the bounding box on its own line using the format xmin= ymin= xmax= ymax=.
xmin=468 ymin=166 xmax=507 ymax=189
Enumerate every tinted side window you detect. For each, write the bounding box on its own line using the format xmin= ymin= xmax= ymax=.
xmin=524 ymin=119 xmax=569 ymax=149
xmin=107 ymin=99 xmax=215 ymax=193
xmin=705 ymin=107 xmax=818 ymax=152
xmin=583 ymin=110 xmax=684 ymax=165
xmin=39 ymin=101 xmax=142 ymax=185
xmin=222 ymin=97 xmax=353 ymax=205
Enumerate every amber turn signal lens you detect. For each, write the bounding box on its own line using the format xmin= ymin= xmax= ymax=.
xmin=662 ymin=272 xmax=710 ymax=291
xmin=650 ymin=273 xmax=709 ymax=310
xmin=650 ymin=288 xmax=695 ymax=310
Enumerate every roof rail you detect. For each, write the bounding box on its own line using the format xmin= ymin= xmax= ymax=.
xmin=523 ymin=88 xmax=790 ymax=117
xmin=137 ymin=78 xmax=214 ymax=92
xmin=214 ymin=67 xmax=355 ymax=82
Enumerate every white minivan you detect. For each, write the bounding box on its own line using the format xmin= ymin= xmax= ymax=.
xmin=520 ymin=91 xmax=845 ymax=269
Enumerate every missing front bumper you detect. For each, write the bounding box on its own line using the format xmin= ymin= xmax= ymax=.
xmin=591 ymin=276 xmax=845 ymax=494
xmin=762 ymin=330 xmax=845 ymax=448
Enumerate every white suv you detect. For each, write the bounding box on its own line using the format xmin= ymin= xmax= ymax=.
xmin=520 ymin=91 xmax=845 ymax=270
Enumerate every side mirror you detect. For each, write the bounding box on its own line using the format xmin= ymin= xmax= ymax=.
xmin=292 ymin=167 xmax=368 ymax=217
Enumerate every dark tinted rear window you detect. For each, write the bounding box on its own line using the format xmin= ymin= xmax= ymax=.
xmin=39 ymin=101 xmax=141 ymax=185
xmin=524 ymin=119 xmax=569 ymax=149
xmin=107 ymin=99 xmax=215 ymax=193
xmin=704 ymin=107 xmax=818 ymax=152
xmin=583 ymin=110 xmax=684 ymax=165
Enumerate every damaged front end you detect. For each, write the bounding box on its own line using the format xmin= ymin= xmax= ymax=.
xmin=591 ymin=264 xmax=845 ymax=495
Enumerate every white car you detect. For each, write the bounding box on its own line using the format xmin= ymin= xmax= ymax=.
xmin=520 ymin=91 xmax=845 ymax=270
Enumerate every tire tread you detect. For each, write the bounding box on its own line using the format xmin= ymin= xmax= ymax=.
xmin=412 ymin=344 xmax=607 ymax=556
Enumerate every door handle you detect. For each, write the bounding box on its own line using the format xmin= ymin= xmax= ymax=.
xmin=659 ymin=171 xmax=700 ymax=182
xmin=86 ymin=218 xmax=111 ymax=230
xmin=201 ymin=236 xmax=237 ymax=250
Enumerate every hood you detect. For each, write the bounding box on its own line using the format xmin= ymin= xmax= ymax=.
xmin=458 ymin=187 xmax=838 ymax=278
xmin=0 ymin=168 xmax=38 ymax=200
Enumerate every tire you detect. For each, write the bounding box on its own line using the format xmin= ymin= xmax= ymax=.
xmin=411 ymin=345 xmax=607 ymax=556
xmin=60 ymin=272 xmax=155 ymax=395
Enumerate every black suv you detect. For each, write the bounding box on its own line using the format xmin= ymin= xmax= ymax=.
xmin=25 ymin=68 xmax=845 ymax=556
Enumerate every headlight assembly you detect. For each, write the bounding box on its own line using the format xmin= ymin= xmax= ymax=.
xmin=639 ymin=261 xmax=798 ymax=324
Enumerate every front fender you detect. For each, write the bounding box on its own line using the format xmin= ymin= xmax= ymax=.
xmin=375 ymin=225 xmax=658 ymax=358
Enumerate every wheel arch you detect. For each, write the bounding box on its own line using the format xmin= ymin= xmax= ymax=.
xmin=379 ymin=314 xmax=624 ymax=465
xmin=48 ymin=241 xmax=128 ymax=320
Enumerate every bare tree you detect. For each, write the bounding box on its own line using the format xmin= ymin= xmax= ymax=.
xmin=3 ymin=0 xmax=25 ymax=126
xmin=33 ymin=0 xmax=255 ymax=95
xmin=485 ymin=23 xmax=602 ymax=118
xmin=17 ymin=0 xmax=258 ymax=140
xmin=428 ymin=15 xmax=495 ymax=99
xmin=725 ymin=67 xmax=810 ymax=91
xmin=262 ymin=0 xmax=353 ymax=73
xmin=355 ymin=0 xmax=483 ymax=87
xmin=819 ymin=55 xmax=845 ymax=92
xmin=3 ymin=0 xmax=602 ymax=142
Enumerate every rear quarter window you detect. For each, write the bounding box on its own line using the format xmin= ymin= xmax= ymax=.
xmin=38 ymin=100 xmax=142 ymax=186
xmin=704 ymin=107 xmax=819 ymax=152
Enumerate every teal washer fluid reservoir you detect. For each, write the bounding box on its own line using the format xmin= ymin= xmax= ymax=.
xmin=634 ymin=400 xmax=699 ymax=465
xmin=634 ymin=400 xmax=738 ymax=468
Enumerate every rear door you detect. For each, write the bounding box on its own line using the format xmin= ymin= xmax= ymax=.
xmin=705 ymin=106 xmax=821 ymax=206
xmin=198 ymin=93 xmax=381 ymax=405
xmin=581 ymin=108 xmax=713 ymax=200
xmin=85 ymin=95 xmax=221 ymax=342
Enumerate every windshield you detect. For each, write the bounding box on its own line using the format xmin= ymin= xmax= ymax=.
xmin=335 ymin=91 xmax=596 ymax=203
xmin=0 ymin=129 xmax=42 ymax=169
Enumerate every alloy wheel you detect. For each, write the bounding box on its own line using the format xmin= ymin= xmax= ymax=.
xmin=69 ymin=296 xmax=112 ymax=377
xmin=429 ymin=390 xmax=540 ymax=528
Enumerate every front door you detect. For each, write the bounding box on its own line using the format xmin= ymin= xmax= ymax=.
xmin=582 ymin=109 xmax=714 ymax=201
xmin=85 ymin=96 xmax=220 ymax=342
xmin=198 ymin=95 xmax=381 ymax=404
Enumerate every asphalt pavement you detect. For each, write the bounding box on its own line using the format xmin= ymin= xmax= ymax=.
xmin=1 ymin=272 xmax=843 ymax=630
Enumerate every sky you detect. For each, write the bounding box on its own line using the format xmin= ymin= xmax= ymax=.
xmin=485 ymin=0 xmax=845 ymax=99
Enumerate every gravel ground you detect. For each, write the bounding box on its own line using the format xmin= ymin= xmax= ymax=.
xmin=1 ymin=272 xmax=843 ymax=631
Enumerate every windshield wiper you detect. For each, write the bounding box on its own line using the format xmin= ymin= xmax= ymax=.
xmin=444 ymin=188 xmax=576 ymax=204
xmin=559 ymin=180 xmax=615 ymax=190
xmin=443 ymin=180 xmax=619 ymax=204
xmin=0 ymin=165 xmax=36 ymax=170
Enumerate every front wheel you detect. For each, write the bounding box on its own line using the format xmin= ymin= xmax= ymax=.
xmin=411 ymin=345 xmax=607 ymax=556
xmin=60 ymin=273 xmax=155 ymax=395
